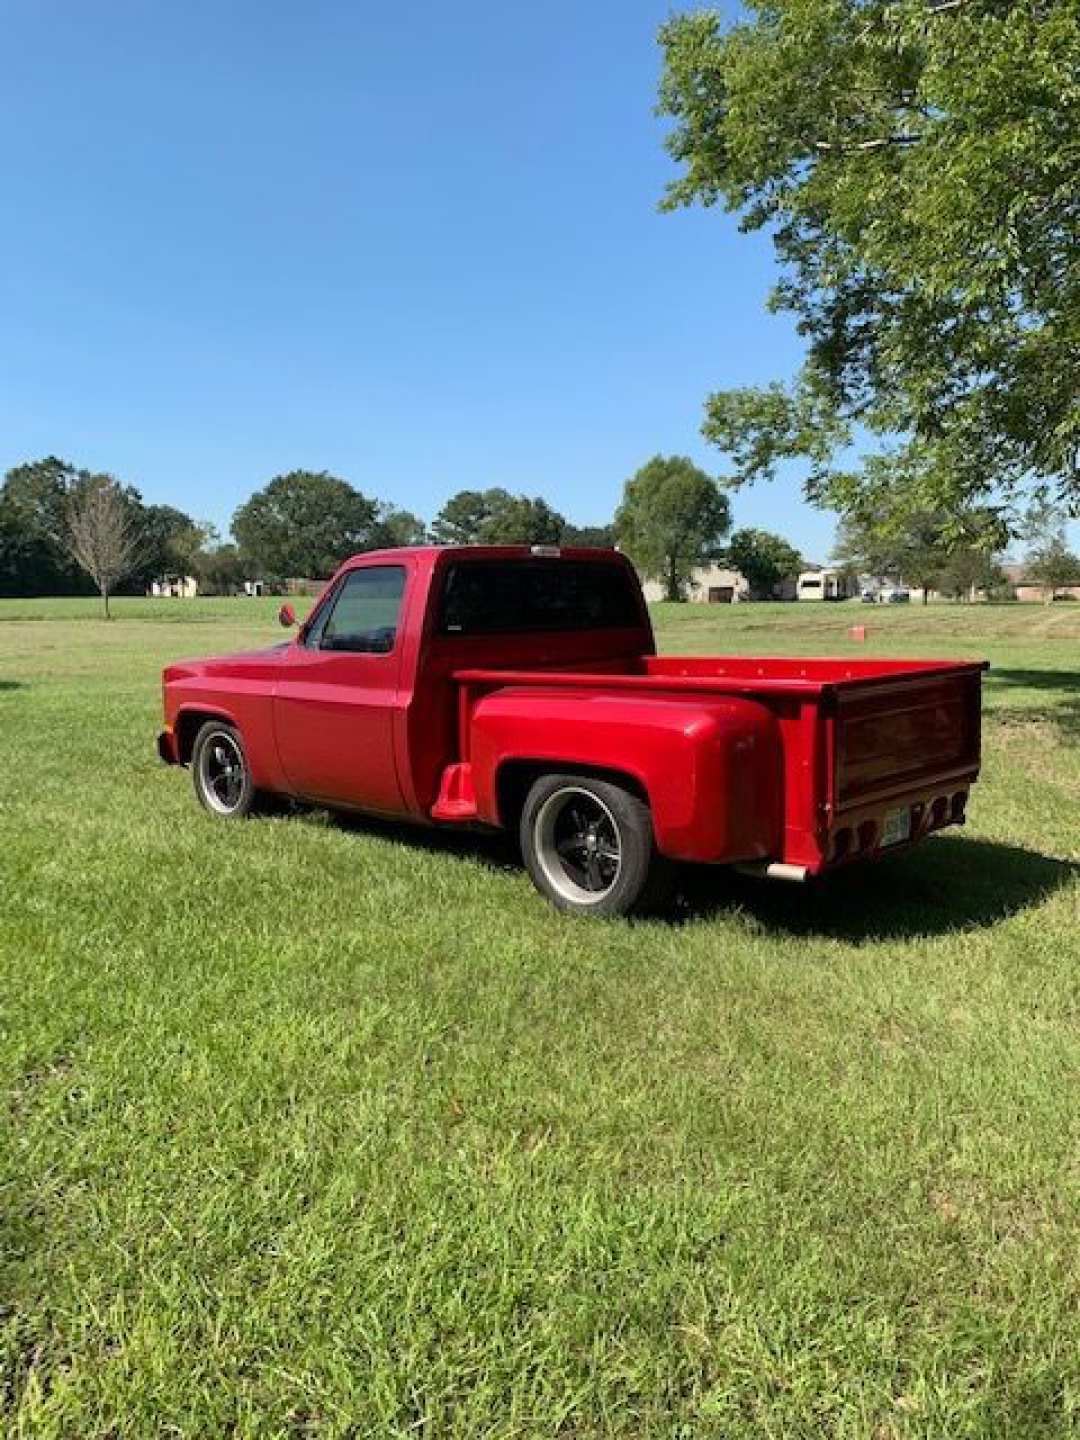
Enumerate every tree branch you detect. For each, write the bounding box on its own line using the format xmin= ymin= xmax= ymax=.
xmin=813 ymin=134 xmax=921 ymax=153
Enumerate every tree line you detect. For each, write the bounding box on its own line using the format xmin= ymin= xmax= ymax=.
xmin=0 ymin=451 xmax=816 ymax=610
xmin=3 ymin=450 xmax=1074 ymax=616
xmin=0 ymin=453 xmax=749 ymax=610
xmin=832 ymin=491 xmax=1080 ymax=603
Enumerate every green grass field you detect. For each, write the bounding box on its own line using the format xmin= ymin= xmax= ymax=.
xmin=1 ymin=596 xmax=1077 ymax=1438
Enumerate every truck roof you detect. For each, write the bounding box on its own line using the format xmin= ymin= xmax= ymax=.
xmin=338 ymin=544 xmax=626 ymax=567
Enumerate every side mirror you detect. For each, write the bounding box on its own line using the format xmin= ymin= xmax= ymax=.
xmin=278 ymin=602 xmax=297 ymax=629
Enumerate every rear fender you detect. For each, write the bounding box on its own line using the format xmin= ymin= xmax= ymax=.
xmin=471 ymin=688 xmax=782 ymax=863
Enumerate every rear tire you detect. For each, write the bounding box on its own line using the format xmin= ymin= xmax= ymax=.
xmin=519 ymin=774 xmax=672 ymax=917
xmin=191 ymin=721 xmax=258 ymax=819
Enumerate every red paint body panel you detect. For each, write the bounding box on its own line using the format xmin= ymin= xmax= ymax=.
xmin=159 ymin=546 xmax=987 ymax=874
xmin=465 ymin=687 xmax=781 ymax=862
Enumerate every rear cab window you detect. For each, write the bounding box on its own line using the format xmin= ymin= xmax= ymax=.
xmin=438 ymin=559 xmax=641 ymax=635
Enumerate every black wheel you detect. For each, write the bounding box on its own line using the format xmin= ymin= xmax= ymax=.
xmin=191 ymin=721 xmax=257 ymax=819
xmin=519 ymin=774 xmax=672 ymax=917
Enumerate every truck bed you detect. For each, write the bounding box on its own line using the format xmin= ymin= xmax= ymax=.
xmin=453 ymin=655 xmax=987 ymax=872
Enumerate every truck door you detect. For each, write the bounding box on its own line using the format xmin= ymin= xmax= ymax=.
xmin=272 ymin=562 xmax=407 ymax=813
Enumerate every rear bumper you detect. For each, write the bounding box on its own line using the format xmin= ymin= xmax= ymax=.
xmin=157 ymin=729 xmax=178 ymax=765
xmin=819 ymin=782 xmax=972 ymax=872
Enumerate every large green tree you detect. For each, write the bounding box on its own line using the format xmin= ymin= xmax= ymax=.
xmin=372 ymin=504 xmax=428 ymax=548
xmin=480 ymin=495 xmax=566 ymax=545
xmin=563 ymin=523 xmax=616 ymax=548
xmin=0 ymin=457 xmax=90 ymax=595
xmin=232 ymin=471 xmax=380 ymax=579
xmin=430 ymin=488 xmax=567 ymax=546
xmin=658 ymin=0 xmax=1080 ymax=518
xmin=725 ymin=528 xmax=802 ymax=598
xmin=135 ymin=505 xmax=209 ymax=588
xmin=430 ymin=489 xmax=513 ymax=545
xmin=614 ymin=455 xmax=731 ymax=601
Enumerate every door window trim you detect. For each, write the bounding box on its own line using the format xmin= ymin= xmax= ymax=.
xmin=302 ymin=563 xmax=406 ymax=655
xmin=300 ymin=579 xmax=341 ymax=649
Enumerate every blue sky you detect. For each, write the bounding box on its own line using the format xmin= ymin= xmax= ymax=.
xmin=2 ymin=1 xmax=842 ymax=561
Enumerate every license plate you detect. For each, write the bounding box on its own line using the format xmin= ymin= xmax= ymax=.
xmin=881 ymin=807 xmax=912 ymax=847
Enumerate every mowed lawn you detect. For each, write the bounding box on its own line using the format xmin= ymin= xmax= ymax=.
xmin=1 ymin=596 xmax=1077 ymax=1439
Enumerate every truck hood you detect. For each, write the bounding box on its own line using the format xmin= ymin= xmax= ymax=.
xmin=163 ymin=643 xmax=290 ymax=685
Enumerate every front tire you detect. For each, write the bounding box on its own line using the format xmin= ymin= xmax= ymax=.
xmin=191 ymin=721 xmax=257 ymax=819
xmin=519 ymin=774 xmax=671 ymax=917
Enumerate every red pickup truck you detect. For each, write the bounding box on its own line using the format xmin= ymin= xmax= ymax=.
xmin=158 ymin=546 xmax=986 ymax=916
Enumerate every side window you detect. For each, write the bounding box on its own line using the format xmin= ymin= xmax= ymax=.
xmin=317 ymin=566 xmax=406 ymax=654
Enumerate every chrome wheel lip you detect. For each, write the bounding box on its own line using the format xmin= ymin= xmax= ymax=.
xmin=534 ymin=786 xmax=623 ymax=906
xmin=198 ymin=731 xmax=245 ymax=815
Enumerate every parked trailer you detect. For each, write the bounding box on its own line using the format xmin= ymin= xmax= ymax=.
xmin=798 ymin=569 xmax=856 ymax=601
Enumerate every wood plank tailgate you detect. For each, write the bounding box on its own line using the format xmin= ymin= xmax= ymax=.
xmin=833 ymin=665 xmax=986 ymax=811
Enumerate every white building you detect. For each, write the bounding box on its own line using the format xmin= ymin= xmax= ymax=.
xmin=640 ymin=565 xmax=748 ymax=605
xmin=150 ymin=575 xmax=198 ymax=598
xmin=640 ymin=563 xmax=798 ymax=605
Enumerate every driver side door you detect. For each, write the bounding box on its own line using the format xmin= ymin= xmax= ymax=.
xmin=272 ymin=563 xmax=408 ymax=813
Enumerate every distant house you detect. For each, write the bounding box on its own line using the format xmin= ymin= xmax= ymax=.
xmin=150 ymin=575 xmax=198 ymax=598
xmin=1017 ymin=582 xmax=1080 ymax=603
xmin=996 ymin=562 xmax=1079 ymax=602
xmin=243 ymin=580 xmax=264 ymax=597
xmin=640 ymin=563 xmax=796 ymax=604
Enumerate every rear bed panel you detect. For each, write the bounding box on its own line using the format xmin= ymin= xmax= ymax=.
xmin=833 ymin=670 xmax=983 ymax=810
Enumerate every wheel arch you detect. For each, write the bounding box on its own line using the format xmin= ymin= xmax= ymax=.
xmin=495 ymin=759 xmax=650 ymax=835
xmin=175 ymin=706 xmax=239 ymax=765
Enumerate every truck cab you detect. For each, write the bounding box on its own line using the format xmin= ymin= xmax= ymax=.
xmin=159 ymin=546 xmax=986 ymax=916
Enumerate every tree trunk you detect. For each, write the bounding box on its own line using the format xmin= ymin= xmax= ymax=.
xmin=103 ymin=584 xmax=110 ymax=620
xmin=666 ymin=559 xmax=681 ymax=603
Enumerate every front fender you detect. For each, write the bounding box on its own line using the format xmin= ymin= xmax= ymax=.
xmin=469 ymin=687 xmax=782 ymax=864
xmin=165 ymin=691 xmax=285 ymax=792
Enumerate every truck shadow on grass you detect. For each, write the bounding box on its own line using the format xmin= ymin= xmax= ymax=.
xmin=674 ymin=836 xmax=1077 ymax=942
xmin=323 ymin=809 xmax=522 ymax=874
xmin=319 ymin=810 xmax=1074 ymax=943
xmin=988 ymin=667 xmax=1080 ymax=693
